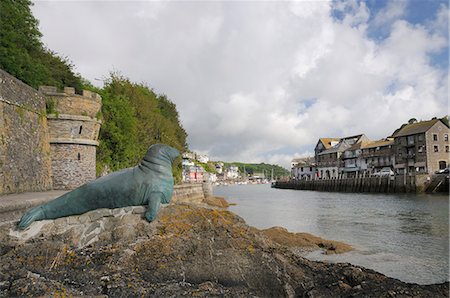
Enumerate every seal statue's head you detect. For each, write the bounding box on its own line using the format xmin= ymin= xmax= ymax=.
xmin=142 ymin=143 xmax=180 ymax=166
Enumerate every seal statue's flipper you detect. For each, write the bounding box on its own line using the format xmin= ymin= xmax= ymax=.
xmin=18 ymin=206 xmax=46 ymax=229
xmin=145 ymin=192 xmax=163 ymax=222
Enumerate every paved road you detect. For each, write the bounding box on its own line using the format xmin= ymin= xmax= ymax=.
xmin=0 ymin=190 xmax=67 ymax=214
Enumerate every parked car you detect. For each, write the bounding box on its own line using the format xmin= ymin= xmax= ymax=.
xmin=435 ymin=168 xmax=449 ymax=174
xmin=373 ymin=168 xmax=394 ymax=177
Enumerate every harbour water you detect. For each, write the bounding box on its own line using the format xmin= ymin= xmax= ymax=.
xmin=214 ymin=184 xmax=449 ymax=285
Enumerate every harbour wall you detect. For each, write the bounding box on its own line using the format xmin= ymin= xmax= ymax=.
xmin=273 ymin=174 xmax=449 ymax=193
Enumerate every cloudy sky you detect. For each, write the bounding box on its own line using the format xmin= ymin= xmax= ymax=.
xmin=32 ymin=0 xmax=449 ymax=169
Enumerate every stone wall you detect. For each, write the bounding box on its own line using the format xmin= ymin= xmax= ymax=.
xmin=172 ymin=183 xmax=207 ymax=204
xmin=47 ymin=115 xmax=101 ymax=142
xmin=0 ymin=70 xmax=52 ymax=194
xmin=426 ymin=121 xmax=450 ymax=173
xmin=50 ymin=144 xmax=96 ymax=190
xmin=39 ymin=86 xmax=101 ymax=119
xmin=41 ymin=86 xmax=102 ymax=190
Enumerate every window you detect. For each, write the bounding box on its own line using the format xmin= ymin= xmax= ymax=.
xmin=407 ymin=136 xmax=414 ymax=145
xmin=446 ymin=146 xmax=449 ymax=153
xmin=433 ymin=134 xmax=438 ymax=141
xmin=434 ymin=145 xmax=439 ymax=152
xmin=309 ymin=167 xmax=313 ymax=171
xmin=439 ymin=161 xmax=447 ymax=170
xmin=79 ymin=125 xmax=83 ymax=134
xmin=300 ymin=167 xmax=303 ymax=172
xmin=418 ymin=134 xmax=424 ymax=141
xmin=445 ymin=134 xmax=448 ymax=142
xmin=77 ymin=152 xmax=81 ymax=160
xmin=418 ymin=146 xmax=423 ymax=153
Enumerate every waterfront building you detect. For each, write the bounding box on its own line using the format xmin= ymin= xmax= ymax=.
xmin=314 ymin=138 xmax=340 ymax=160
xmin=359 ymin=138 xmax=395 ymax=175
xmin=183 ymin=165 xmax=205 ymax=183
xmin=392 ymin=118 xmax=450 ymax=174
xmin=341 ymin=141 xmax=369 ymax=178
xmin=291 ymin=157 xmax=316 ymax=179
xmin=316 ymin=134 xmax=368 ymax=179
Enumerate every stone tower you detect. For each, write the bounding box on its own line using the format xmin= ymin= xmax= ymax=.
xmin=39 ymin=86 xmax=102 ymax=190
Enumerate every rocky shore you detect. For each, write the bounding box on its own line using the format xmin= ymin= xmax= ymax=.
xmin=0 ymin=197 xmax=448 ymax=297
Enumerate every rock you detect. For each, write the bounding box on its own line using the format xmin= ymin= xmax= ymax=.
xmin=261 ymin=226 xmax=352 ymax=254
xmin=88 ymin=209 xmax=112 ymax=222
xmin=203 ymin=196 xmax=230 ymax=208
xmin=0 ymin=204 xmax=448 ymax=297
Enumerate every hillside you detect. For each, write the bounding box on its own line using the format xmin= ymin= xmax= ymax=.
xmin=223 ymin=162 xmax=289 ymax=178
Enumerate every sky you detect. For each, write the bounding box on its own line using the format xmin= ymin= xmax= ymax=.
xmin=32 ymin=0 xmax=449 ymax=169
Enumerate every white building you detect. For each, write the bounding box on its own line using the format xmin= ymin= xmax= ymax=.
xmin=291 ymin=157 xmax=316 ymax=179
xmin=226 ymin=165 xmax=240 ymax=179
xmin=197 ymin=154 xmax=209 ymax=164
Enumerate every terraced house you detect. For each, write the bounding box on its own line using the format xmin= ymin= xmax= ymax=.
xmin=392 ymin=119 xmax=449 ymax=174
xmin=359 ymin=138 xmax=395 ymax=174
xmin=315 ymin=134 xmax=368 ymax=179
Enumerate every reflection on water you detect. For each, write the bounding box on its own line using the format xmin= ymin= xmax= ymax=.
xmin=214 ymin=184 xmax=449 ymax=285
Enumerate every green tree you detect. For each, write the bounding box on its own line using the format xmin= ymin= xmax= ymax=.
xmin=0 ymin=0 xmax=82 ymax=90
xmin=96 ymin=74 xmax=188 ymax=183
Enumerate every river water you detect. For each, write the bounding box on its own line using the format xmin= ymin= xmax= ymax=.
xmin=213 ymin=184 xmax=449 ymax=285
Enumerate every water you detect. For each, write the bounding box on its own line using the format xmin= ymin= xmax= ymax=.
xmin=214 ymin=184 xmax=449 ymax=285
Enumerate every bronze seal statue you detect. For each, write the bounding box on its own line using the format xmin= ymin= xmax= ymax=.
xmin=18 ymin=143 xmax=180 ymax=229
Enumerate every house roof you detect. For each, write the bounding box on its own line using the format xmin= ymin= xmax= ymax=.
xmin=362 ymin=139 xmax=394 ymax=149
xmin=318 ymin=139 xmax=351 ymax=155
xmin=391 ymin=119 xmax=441 ymax=138
xmin=292 ymin=157 xmax=315 ymax=166
xmin=318 ymin=138 xmax=340 ymax=149
xmin=347 ymin=140 xmax=370 ymax=151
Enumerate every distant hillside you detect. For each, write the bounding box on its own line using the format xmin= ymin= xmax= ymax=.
xmin=223 ymin=162 xmax=289 ymax=178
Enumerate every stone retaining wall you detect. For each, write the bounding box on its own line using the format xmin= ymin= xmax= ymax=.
xmin=0 ymin=183 xmax=211 ymax=225
xmin=0 ymin=70 xmax=53 ymax=194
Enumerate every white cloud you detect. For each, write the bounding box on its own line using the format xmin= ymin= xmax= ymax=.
xmin=31 ymin=1 xmax=448 ymax=169
xmin=372 ymin=0 xmax=407 ymax=27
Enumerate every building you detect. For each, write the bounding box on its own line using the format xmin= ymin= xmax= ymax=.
xmin=291 ymin=157 xmax=316 ymax=179
xmin=392 ymin=119 xmax=449 ymax=174
xmin=215 ymin=162 xmax=224 ymax=174
xmin=41 ymin=86 xmax=102 ymax=190
xmin=226 ymin=165 xmax=240 ymax=180
xmin=359 ymin=138 xmax=395 ymax=175
xmin=341 ymin=141 xmax=368 ymax=178
xmin=316 ymin=134 xmax=368 ymax=179
xmin=182 ymin=152 xmax=195 ymax=160
xmin=314 ymin=138 xmax=340 ymax=160
xmin=196 ymin=154 xmax=209 ymax=164
xmin=183 ymin=166 xmax=205 ymax=183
